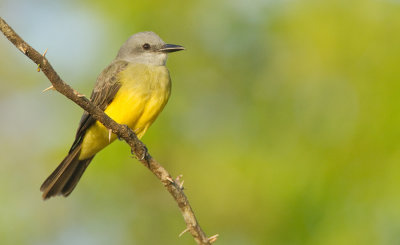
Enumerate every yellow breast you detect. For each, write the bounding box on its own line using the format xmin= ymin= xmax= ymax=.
xmin=79 ymin=63 xmax=171 ymax=160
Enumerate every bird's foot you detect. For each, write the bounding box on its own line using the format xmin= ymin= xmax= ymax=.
xmin=131 ymin=144 xmax=148 ymax=161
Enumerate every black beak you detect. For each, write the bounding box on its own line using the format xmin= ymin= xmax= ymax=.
xmin=159 ymin=44 xmax=185 ymax=53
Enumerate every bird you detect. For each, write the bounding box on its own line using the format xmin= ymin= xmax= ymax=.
xmin=40 ymin=31 xmax=184 ymax=199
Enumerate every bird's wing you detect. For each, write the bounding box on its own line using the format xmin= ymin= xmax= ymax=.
xmin=69 ymin=60 xmax=129 ymax=152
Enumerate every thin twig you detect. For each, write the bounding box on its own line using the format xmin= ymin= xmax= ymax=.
xmin=0 ymin=17 xmax=215 ymax=245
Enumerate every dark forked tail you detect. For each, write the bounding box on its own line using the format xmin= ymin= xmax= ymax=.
xmin=40 ymin=144 xmax=94 ymax=200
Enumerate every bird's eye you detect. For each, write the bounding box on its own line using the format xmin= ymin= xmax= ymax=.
xmin=142 ymin=43 xmax=151 ymax=50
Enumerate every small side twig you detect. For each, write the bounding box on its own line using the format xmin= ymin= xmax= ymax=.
xmin=0 ymin=17 xmax=216 ymax=245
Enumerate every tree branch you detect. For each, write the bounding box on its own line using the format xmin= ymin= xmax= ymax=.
xmin=0 ymin=17 xmax=217 ymax=245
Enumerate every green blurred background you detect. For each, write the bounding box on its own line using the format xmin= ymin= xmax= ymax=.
xmin=1 ymin=0 xmax=400 ymax=244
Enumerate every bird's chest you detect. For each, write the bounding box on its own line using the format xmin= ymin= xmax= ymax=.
xmin=104 ymin=64 xmax=171 ymax=125
xmin=120 ymin=64 xmax=171 ymax=99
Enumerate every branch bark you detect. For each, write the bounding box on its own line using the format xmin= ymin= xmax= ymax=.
xmin=0 ymin=17 xmax=217 ymax=245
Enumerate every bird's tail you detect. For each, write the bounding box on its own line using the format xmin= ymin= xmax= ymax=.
xmin=40 ymin=144 xmax=94 ymax=200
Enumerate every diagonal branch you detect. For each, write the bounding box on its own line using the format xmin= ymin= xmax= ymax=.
xmin=0 ymin=17 xmax=217 ymax=245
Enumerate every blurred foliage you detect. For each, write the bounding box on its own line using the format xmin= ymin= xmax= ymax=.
xmin=1 ymin=0 xmax=400 ymax=244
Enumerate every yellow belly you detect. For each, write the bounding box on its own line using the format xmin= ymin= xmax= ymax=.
xmin=79 ymin=63 xmax=171 ymax=160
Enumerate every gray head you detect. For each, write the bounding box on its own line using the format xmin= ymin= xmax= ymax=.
xmin=116 ymin=31 xmax=184 ymax=66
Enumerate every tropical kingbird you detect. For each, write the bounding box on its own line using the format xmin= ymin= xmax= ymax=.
xmin=40 ymin=32 xmax=184 ymax=199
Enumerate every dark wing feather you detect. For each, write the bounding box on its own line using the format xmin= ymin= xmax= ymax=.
xmin=69 ymin=60 xmax=129 ymax=152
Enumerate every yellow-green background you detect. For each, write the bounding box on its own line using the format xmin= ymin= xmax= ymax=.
xmin=1 ymin=0 xmax=400 ymax=244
